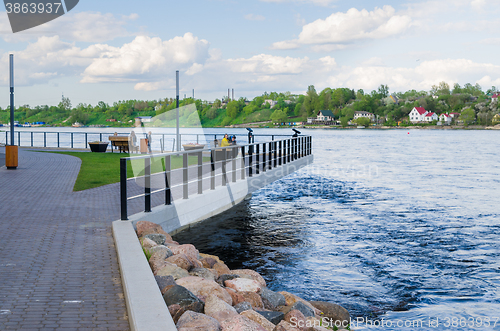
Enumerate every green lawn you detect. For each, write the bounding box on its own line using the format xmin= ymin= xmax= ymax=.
xmin=48 ymin=151 xmax=210 ymax=191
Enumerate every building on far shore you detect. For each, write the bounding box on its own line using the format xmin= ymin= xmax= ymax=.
xmin=263 ymin=99 xmax=278 ymax=108
xmin=307 ymin=110 xmax=335 ymax=124
xmin=354 ymin=111 xmax=375 ymax=121
xmin=409 ymin=107 xmax=428 ymax=122
xmin=424 ymin=112 xmax=438 ymax=122
xmin=439 ymin=113 xmax=452 ymax=125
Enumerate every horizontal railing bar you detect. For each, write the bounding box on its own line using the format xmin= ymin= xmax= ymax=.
xmin=120 ymin=135 xmax=312 ymax=219
xmin=119 ymin=137 xmax=302 ymax=161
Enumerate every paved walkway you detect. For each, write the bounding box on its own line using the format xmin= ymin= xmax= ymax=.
xmin=0 ymin=147 xmax=130 ymax=330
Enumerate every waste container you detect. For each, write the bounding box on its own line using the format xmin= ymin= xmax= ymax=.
xmin=140 ymin=138 xmax=148 ymax=153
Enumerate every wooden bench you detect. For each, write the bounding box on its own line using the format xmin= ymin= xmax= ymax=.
xmin=109 ymin=136 xmax=135 ymax=153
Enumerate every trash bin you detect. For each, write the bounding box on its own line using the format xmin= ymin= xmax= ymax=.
xmin=140 ymin=138 xmax=148 ymax=153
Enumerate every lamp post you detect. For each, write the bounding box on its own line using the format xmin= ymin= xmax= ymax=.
xmin=6 ymin=53 xmax=18 ymax=169
xmin=176 ymin=70 xmax=180 ymax=152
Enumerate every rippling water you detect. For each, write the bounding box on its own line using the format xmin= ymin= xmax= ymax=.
xmin=174 ymin=128 xmax=500 ymax=330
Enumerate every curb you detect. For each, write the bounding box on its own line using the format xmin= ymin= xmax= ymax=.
xmin=112 ymin=220 xmax=177 ymax=331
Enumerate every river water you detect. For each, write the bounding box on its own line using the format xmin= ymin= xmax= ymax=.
xmin=173 ymin=128 xmax=500 ymax=330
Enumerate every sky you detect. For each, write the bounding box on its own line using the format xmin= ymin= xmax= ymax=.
xmin=0 ymin=0 xmax=499 ymax=107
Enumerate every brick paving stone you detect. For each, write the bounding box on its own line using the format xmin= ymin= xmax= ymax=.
xmin=0 ymin=148 xmax=130 ymax=330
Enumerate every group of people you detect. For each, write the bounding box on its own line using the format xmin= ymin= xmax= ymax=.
xmin=220 ymin=133 xmax=237 ymax=147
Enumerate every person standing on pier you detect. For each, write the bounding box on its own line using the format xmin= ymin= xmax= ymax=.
xmin=221 ymin=133 xmax=230 ymax=147
xmin=147 ymin=131 xmax=152 ymax=153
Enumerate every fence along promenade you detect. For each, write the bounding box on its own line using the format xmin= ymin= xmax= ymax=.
xmin=3 ymin=130 xmax=292 ymax=152
xmin=119 ymin=135 xmax=312 ymax=221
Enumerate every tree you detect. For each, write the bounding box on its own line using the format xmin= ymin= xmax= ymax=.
xmin=340 ymin=117 xmax=349 ymax=127
xmin=226 ymin=100 xmax=240 ymax=118
xmin=213 ymin=99 xmax=222 ymax=109
xmin=377 ymin=84 xmax=389 ymax=98
xmin=243 ymin=104 xmax=257 ymax=115
xmin=58 ymin=96 xmax=72 ymax=111
xmin=206 ymin=107 xmax=217 ymax=120
xmin=294 ymin=103 xmax=302 ymax=116
xmin=304 ymin=85 xmax=318 ymax=117
xmin=460 ymin=108 xmax=475 ymax=126
xmin=355 ymin=117 xmax=371 ymax=126
xmin=431 ymin=81 xmax=450 ymax=96
xmin=270 ymin=109 xmax=287 ymax=124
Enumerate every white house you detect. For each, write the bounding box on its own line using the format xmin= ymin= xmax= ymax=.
xmin=409 ymin=107 xmax=428 ymax=122
xmin=317 ymin=110 xmax=335 ymax=121
xmin=424 ymin=112 xmax=438 ymax=122
xmin=439 ymin=113 xmax=452 ymax=124
xmin=263 ymin=99 xmax=278 ymax=108
xmin=492 ymin=93 xmax=500 ymax=103
xmin=354 ymin=111 xmax=374 ymax=121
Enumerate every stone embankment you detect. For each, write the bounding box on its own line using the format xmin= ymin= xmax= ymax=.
xmin=136 ymin=221 xmax=351 ymax=331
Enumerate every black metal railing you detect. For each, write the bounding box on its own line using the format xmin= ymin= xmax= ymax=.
xmin=3 ymin=130 xmax=297 ymax=152
xmin=119 ymin=136 xmax=312 ymax=220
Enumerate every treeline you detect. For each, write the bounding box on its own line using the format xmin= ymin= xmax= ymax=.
xmin=1 ymin=82 xmax=499 ymax=127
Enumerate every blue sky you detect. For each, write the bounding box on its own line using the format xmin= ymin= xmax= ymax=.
xmin=0 ymin=0 xmax=499 ymax=107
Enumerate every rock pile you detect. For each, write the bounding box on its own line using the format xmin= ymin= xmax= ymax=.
xmin=137 ymin=221 xmax=351 ymax=331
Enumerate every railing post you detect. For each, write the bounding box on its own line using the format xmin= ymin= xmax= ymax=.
xmin=268 ymin=142 xmax=272 ymax=170
xmin=165 ymin=155 xmax=171 ymax=205
xmin=241 ymin=146 xmax=245 ymax=180
xmin=198 ymin=151 xmax=203 ymax=194
xmin=279 ymin=140 xmax=282 ymax=166
xmin=120 ymin=158 xmax=128 ymax=220
xmin=210 ymin=150 xmax=215 ymax=190
xmin=222 ymin=148 xmax=227 ymax=186
xmin=232 ymin=146 xmax=236 ymax=182
xmin=183 ymin=152 xmax=188 ymax=199
xmin=287 ymin=139 xmax=290 ymax=163
xmin=256 ymin=144 xmax=260 ymax=175
xmin=273 ymin=141 xmax=277 ymax=168
xmin=57 ymin=132 xmax=59 ymax=148
xmin=301 ymin=137 xmax=304 ymax=158
xmin=85 ymin=133 xmax=87 ymax=148
xmin=31 ymin=132 xmax=33 ymax=147
xmin=71 ymin=132 xmax=74 ymax=149
xmin=249 ymin=144 xmax=253 ymax=177
xmin=262 ymin=143 xmax=266 ymax=172
xmin=44 ymin=132 xmax=46 ymax=147
xmin=145 ymin=157 xmax=151 ymax=212
xmin=5 ymin=131 xmax=7 ymax=145
xmin=100 ymin=133 xmax=102 ymax=142
xmin=303 ymin=137 xmax=306 ymax=156
xmin=18 ymin=131 xmax=20 ymax=146
xmin=283 ymin=140 xmax=287 ymax=165
xmin=294 ymin=138 xmax=297 ymax=160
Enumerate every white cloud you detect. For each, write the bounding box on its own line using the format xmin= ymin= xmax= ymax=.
xmin=134 ymin=81 xmax=165 ymax=91
xmin=327 ymin=58 xmax=500 ymax=93
xmin=186 ymin=63 xmax=204 ymax=75
xmin=227 ymin=54 xmax=309 ymax=74
xmin=81 ymin=33 xmax=210 ymax=83
xmin=259 ymin=0 xmax=336 ymax=7
xmin=0 ymin=11 xmax=136 ymax=43
xmin=272 ymin=6 xmax=412 ymax=51
xmin=244 ymin=14 xmax=266 ymax=21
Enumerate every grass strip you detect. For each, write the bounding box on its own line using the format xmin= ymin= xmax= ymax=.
xmin=46 ymin=151 xmax=210 ymax=191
